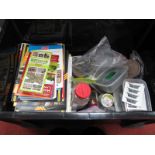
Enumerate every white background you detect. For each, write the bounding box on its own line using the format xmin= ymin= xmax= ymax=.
xmin=0 ymin=0 xmax=155 ymax=19
xmin=0 ymin=136 xmax=154 ymax=155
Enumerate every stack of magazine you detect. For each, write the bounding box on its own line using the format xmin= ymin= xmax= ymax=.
xmin=12 ymin=43 xmax=68 ymax=112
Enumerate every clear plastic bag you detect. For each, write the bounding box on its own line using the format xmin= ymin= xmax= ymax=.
xmin=72 ymin=36 xmax=128 ymax=79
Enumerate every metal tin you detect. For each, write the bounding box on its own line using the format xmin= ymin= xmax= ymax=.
xmin=99 ymin=93 xmax=114 ymax=108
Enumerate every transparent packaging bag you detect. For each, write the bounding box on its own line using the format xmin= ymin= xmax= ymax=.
xmin=73 ymin=36 xmax=128 ymax=79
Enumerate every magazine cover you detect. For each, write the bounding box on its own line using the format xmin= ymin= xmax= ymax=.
xmin=27 ymin=44 xmax=65 ymax=101
xmin=18 ymin=50 xmax=56 ymax=98
xmin=29 ymin=44 xmax=64 ymax=89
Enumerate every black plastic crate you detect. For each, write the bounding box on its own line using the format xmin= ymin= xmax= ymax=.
xmin=1 ymin=19 xmax=155 ymax=123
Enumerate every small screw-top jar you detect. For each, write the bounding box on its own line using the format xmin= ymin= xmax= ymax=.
xmin=72 ymin=83 xmax=91 ymax=110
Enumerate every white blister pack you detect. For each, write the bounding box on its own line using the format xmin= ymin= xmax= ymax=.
xmin=122 ymin=79 xmax=152 ymax=111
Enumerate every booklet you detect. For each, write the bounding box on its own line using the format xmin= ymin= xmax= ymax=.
xmin=26 ymin=44 xmax=65 ymax=101
xmin=18 ymin=50 xmax=57 ymax=98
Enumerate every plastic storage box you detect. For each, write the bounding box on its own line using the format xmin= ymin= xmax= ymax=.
xmin=0 ymin=19 xmax=155 ymax=126
xmin=95 ymin=66 xmax=128 ymax=93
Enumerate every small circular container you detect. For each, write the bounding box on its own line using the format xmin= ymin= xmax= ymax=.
xmin=99 ymin=93 xmax=114 ymax=108
xmin=73 ymin=83 xmax=91 ymax=110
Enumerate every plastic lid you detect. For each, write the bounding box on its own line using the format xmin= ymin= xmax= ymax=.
xmin=75 ymin=83 xmax=91 ymax=99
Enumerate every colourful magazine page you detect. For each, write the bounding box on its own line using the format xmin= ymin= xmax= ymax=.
xmin=17 ymin=73 xmax=56 ymax=99
xmin=28 ymin=44 xmax=65 ymax=100
xmin=17 ymin=53 xmax=59 ymax=99
xmin=18 ymin=50 xmax=56 ymax=98
xmin=12 ymin=44 xmax=55 ymax=101
xmin=29 ymin=44 xmax=64 ymax=89
xmin=20 ymin=51 xmax=49 ymax=93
